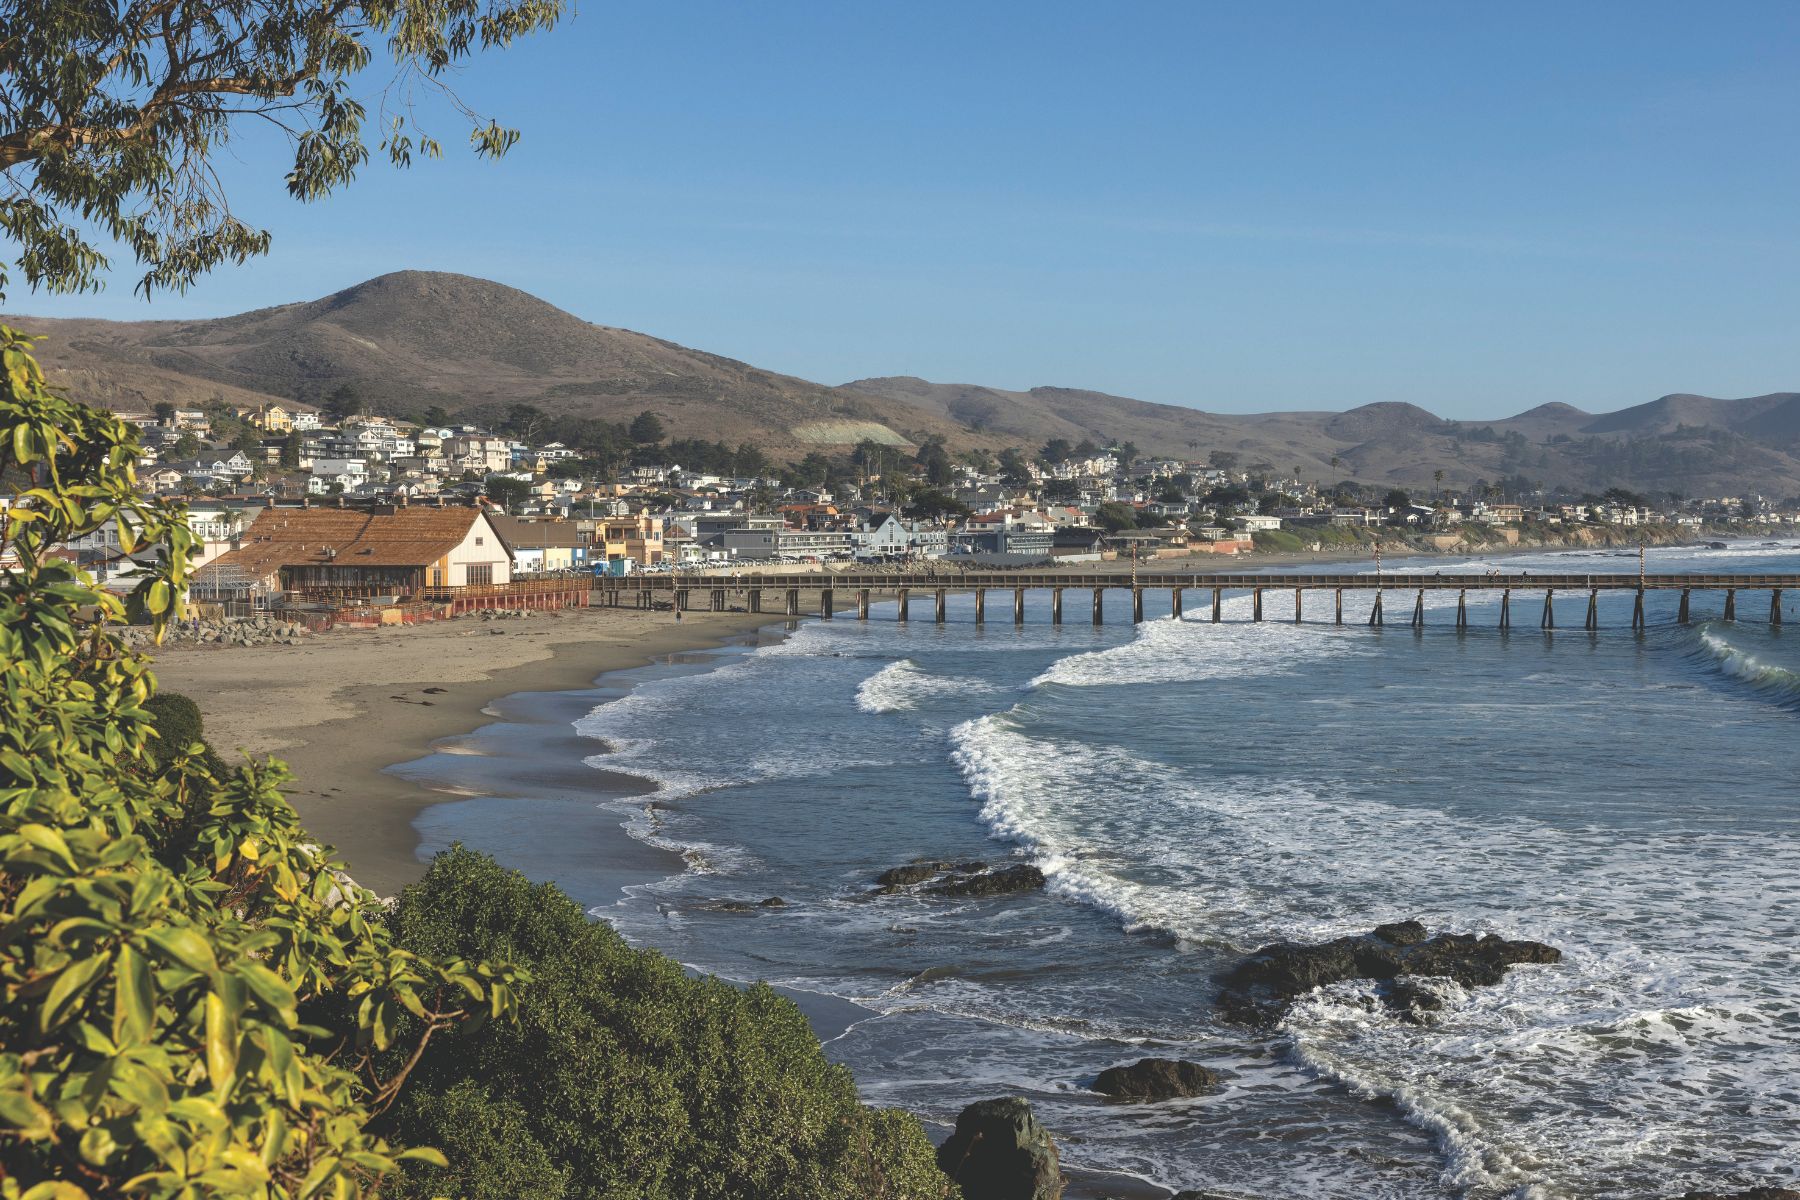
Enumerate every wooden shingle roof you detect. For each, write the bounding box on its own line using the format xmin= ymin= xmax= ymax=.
xmin=201 ymin=505 xmax=486 ymax=580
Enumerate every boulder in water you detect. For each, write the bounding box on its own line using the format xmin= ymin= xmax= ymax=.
xmin=877 ymin=859 xmax=959 ymax=887
xmin=936 ymin=1097 xmax=1063 ymax=1200
xmin=1091 ymin=1058 xmax=1222 ymax=1103
xmin=927 ymin=864 xmax=1046 ymax=898
xmin=1216 ymin=922 xmax=1560 ymax=1023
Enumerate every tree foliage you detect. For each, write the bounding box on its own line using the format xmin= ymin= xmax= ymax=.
xmin=372 ymin=846 xmax=956 ymax=1200
xmin=0 ymin=328 xmax=522 ymax=1197
xmin=0 ymin=0 xmax=564 ymax=298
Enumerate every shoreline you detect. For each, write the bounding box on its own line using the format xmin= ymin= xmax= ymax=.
xmin=150 ymin=605 xmax=773 ymax=897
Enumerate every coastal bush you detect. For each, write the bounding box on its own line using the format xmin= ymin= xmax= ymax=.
xmin=374 ymin=846 xmax=958 ymax=1200
xmin=142 ymin=691 xmax=225 ymax=774
xmin=0 ymin=328 xmax=523 ymax=1197
xmin=1252 ymin=529 xmax=1308 ymax=553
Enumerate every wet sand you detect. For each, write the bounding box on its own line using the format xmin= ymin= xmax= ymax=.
xmin=149 ymin=605 xmax=770 ymax=897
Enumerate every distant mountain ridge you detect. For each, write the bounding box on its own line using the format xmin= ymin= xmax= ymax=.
xmin=9 ymin=271 xmax=1799 ymax=496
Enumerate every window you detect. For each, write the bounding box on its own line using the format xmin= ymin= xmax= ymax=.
xmin=467 ymin=564 xmax=493 ymax=586
xmin=475 ymin=536 xmax=483 ymax=545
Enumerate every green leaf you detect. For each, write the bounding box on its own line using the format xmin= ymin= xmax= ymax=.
xmin=144 ymin=926 xmax=217 ymax=978
xmin=395 ymin=1146 xmax=448 ymax=1167
xmin=114 ymin=943 xmax=156 ymax=1042
xmin=204 ymin=991 xmax=238 ymax=1092
xmin=41 ymin=953 xmax=108 ymax=1032
xmin=236 ymin=962 xmax=296 ymax=1017
xmin=0 ymin=1089 xmax=54 ymax=1139
xmin=16 ymin=823 xmax=76 ymax=869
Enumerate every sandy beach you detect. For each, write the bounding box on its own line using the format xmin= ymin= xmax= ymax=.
xmin=149 ymin=605 xmax=770 ymax=897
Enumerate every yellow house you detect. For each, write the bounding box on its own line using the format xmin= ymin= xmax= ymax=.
xmin=255 ymin=404 xmax=295 ymax=433
xmin=602 ymin=512 xmax=664 ymax=567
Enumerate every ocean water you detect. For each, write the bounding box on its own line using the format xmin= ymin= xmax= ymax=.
xmin=459 ymin=542 xmax=1800 ymax=1198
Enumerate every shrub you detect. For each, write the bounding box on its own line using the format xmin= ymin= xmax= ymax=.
xmin=0 ymin=327 xmax=523 ymax=1198
xmin=375 ymin=846 xmax=956 ymax=1200
xmin=1252 ymin=529 xmax=1308 ymax=553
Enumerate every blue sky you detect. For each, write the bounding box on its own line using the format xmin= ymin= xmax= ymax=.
xmin=12 ymin=2 xmax=1800 ymax=417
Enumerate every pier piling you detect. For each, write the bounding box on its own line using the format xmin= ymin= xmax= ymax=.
xmin=857 ymin=589 xmax=870 ymax=620
xmin=1172 ymin=587 xmax=1183 ymax=619
xmin=897 ymin=588 xmax=909 ymax=622
xmin=936 ymin=588 xmax=948 ymax=623
xmin=1133 ymin=588 xmax=1145 ymax=624
xmin=1212 ymin=587 xmax=1223 ymax=623
xmin=1632 ymin=589 xmax=1645 ymax=630
xmin=1369 ymin=590 xmax=1384 ymax=627
xmin=1052 ymin=588 xmax=1063 ymax=625
xmin=1678 ymin=589 xmax=1690 ymax=623
xmin=1725 ymin=589 xmax=1737 ymax=622
xmin=1295 ymin=588 xmax=1304 ymax=624
xmin=1092 ymin=587 xmax=1104 ymax=626
xmin=1253 ymin=588 xmax=1264 ymax=622
xmin=1774 ymin=589 xmax=1783 ymax=626
xmin=1456 ymin=590 xmax=1467 ymax=629
xmin=784 ymin=588 xmax=798 ymax=617
xmin=821 ymin=589 xmax=833 ymax=620
xmin=1412 ymin=589 xmax=1425 ymax=628
xmin=1586 ymin=589 xmax=1598 ymax=631
xmin=1542 ymin=590 xmax=1555 ymax=630
xmin=971 ymin=589 xmax=982 ymax=624
xmin=1015 ymin=588 xmax=1026 ymax=625
xmin=1500 ymin=589 xmax=1511 ymax=631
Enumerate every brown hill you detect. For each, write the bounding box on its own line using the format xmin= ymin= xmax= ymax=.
xmin=8 ymin=271 xmax=951 ymax=456
xmin=9 ymin=271 xmax=1800 ymax=497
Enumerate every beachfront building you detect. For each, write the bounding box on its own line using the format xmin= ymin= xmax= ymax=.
xmin=600 ymin=512 xmax=665 ymax=570
xmin=489 ymin=515 xmax=591 ymax=573
xmin=198 ymin=502 xmax=512 ymax=604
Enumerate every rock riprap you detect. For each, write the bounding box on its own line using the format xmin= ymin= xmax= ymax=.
xmin=1216 ymin=919 xmax=1560 ymax=1023
xmin=118 ymin=615 xmax=311 ymax=648
xmin=936 ymin=1097 xmax=1063 ymax=1200
xmin=1091 ymin=1058 xmax=1223 ymax=1103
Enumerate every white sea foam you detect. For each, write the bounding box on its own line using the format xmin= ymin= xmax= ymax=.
xmin=1028 ymin=592 xmax=1370 ymax=689
xmin=854 ymin=659 xmax=996 ymax=714
xmin=944 ymin=695 xmax=1800 ymax=1198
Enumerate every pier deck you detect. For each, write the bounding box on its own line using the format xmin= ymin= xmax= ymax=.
xmin=594 ymin=569 xmax=1799 ymax=629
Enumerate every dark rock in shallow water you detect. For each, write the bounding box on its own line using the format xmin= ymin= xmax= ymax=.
xmin=936 ymin=1097 xmax=1063 ymax=1200
xmin=927 ymin=863 xmax=1047 ymax=897
xmin=872 ymin=858 xmax=1045 ymax=898
xmin=690 ymin=897 xmax=788 ymax=914
xmin=1678 ymin=1190 xmax=1800 ymax=1200
xmin=1216 ymin=923 xmax=1560 ymax=1022
xmin=1091 ymin=1058 xmax=1222 ymax=1102
xmin=877 ymin=859 xmax=956 ymax=887
xmin=1382 ymin=978 xmax=1447 ymax=1024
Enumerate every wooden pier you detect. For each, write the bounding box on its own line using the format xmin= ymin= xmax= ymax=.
xmin=596 ymin=570 xmax=1798 ymax=629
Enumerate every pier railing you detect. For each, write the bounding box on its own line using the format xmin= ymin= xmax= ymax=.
xmin=592 ymin=570 xmax=1800 ymax=629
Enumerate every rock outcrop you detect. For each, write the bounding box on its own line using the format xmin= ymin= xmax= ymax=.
xmin=936 ymin=1097 xmax=1062 ymax=1200
xmin=873 ymin=859 xmax=1047 ymax=898
xmin=1091 ymin=1058 xmax=1222 ymax=1103
xmin=689 ymin=897 xmax=787 ymax=913
xmin=1216 ymin=919 xmax=1560 ymax=1023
